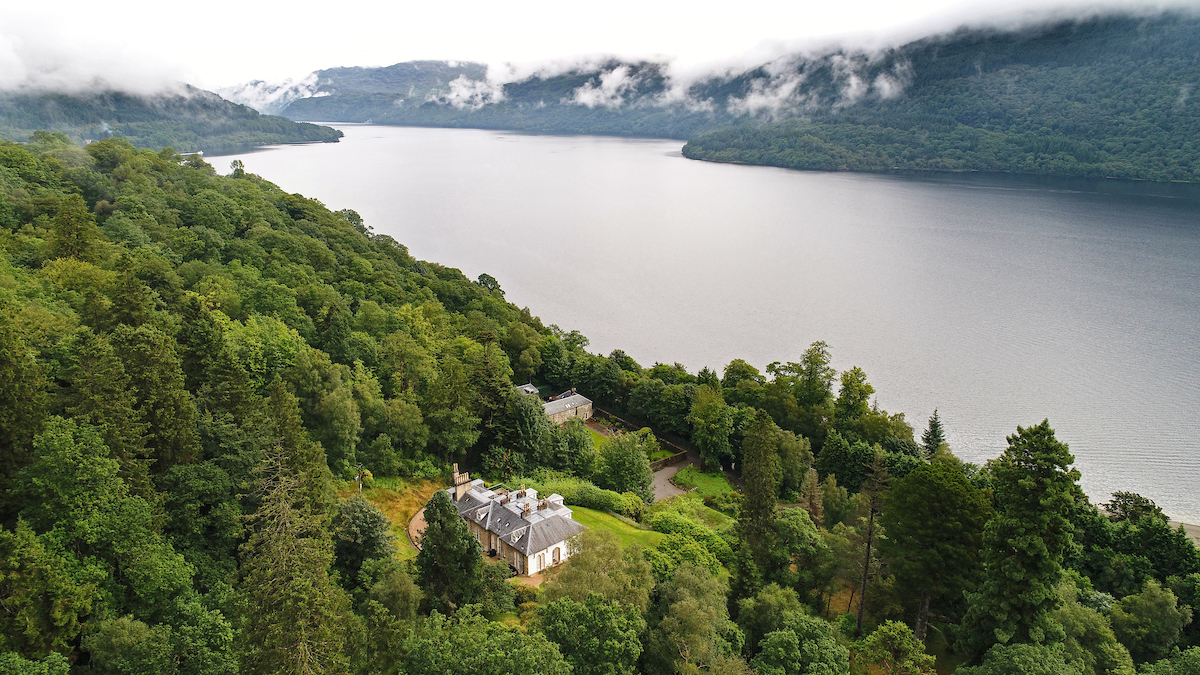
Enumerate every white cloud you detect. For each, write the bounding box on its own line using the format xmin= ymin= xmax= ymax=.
xmin=432 ymin=75 xmax=504 ymax=109
xmin=217 ymin=73 xmax=323 ymax=114
xmin=569 ymin=66 xmax=639 ymax=108
xmin=0 ymin=15 xmax=185 ymax=94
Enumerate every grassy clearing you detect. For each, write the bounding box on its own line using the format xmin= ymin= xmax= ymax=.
xmin=588 ymin=427 xmax=609 ymax=449
xmin=570 ymin=506 xmax=665 ymax=549
xmin=671 ymin=466 xmax=734 ymax=499
xmin=338 ymin=476 xmax=445 ymax=561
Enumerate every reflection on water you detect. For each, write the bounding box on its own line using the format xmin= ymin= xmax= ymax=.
xmin=216 ymin=125 xmax=1200 ymax=522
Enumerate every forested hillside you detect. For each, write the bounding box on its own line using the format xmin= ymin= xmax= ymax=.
xmin=0 ymin=86 xmax=343 ymax=154
xmin=255 ymin=12 xmax=1200 ymax=181
xmin=2 ymin=133 xmax=1198 ymax=674
xmin=683 ymin=13 xmax=1200 ymax=181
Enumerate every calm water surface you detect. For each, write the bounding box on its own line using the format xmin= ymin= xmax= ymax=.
xmin=215 ymin=125 xmax=1200 ymax=521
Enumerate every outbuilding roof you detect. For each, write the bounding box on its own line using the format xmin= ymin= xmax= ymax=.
xmin=543 ymin=393 xmax=592 ymax=417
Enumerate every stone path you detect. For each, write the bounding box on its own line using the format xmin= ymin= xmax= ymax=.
xmin=407 ymin=507 xmax=427 ymax=551
xmin=652 ymin=450 xmax=699 ymax=500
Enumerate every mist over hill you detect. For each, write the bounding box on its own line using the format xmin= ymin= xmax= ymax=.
xmin=0 ymin=85 xmax=343 ymax=154
xmin=230 ymin=11 xmax=1200 ymax=181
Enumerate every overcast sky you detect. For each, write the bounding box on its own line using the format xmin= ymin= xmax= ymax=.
xmin=1 ymin=0 xmax=1197 ymax=91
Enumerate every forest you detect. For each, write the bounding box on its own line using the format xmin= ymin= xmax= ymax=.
xmin=1 ymin=132 xmax=1199 ymax=675
xmin=268 ymin=13 xmax=1200 ymax=182
xmin=0 ymin=87 xmax=342 ymax=154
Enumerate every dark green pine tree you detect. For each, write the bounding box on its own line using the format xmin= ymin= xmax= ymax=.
xmin=107 ymin=252 xmax=154 ymax=329
xmin=881 ymin=462 xmax=993 ymax=642
xmin=177 ymin=294 xmax=225 ymax=394
xmin=921 ymin=409 xmax=945 ymax=458
xmin=0 ymin=302 xmax=47 ymax=485
xmin=199 ymin=346 xmax=259 ymax=427
xmin=60 ymin=327 xmax=152 ymax=491
xmin=957 ymin=420 xmax=1081 ymax=659
xmin=415 ymin=489 xmax=482 ymax=613
xmin=739 ymin=410 xmax=779 ymax=568
xmin=236 ymin=442 xmax=352 ymax=675
xmin=111 ymin=324 xmax=200 ymax=471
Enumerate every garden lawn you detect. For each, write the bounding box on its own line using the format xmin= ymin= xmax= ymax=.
xmin=570 ymin=506 xmax=665 ymax=548
xmin=588 ymin=427 xmax=609 ymax=449
xmin=671 ymin=466 xmax=735 ymax=499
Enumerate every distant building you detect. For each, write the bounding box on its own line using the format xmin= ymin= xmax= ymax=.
xmin=446 ymin=465 xmax=585 ymax=576
xmin=543 ymin=389 xmax=592 ymax=425
xmin=515 ymin=383 xmax=540 ymax=396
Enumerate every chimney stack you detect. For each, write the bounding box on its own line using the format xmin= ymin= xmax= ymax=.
xmin=452 ymin=463 xmax=471 ymax=500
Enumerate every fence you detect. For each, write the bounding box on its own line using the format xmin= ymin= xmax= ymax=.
xmin=649 ymin=451 xmax=691 ymax=472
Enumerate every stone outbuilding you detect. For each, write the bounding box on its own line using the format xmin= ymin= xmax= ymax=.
xmin=543 ymin=390 xmax=592 ymax=425
xmin=446 ymin=465 xmax=585 ymax=576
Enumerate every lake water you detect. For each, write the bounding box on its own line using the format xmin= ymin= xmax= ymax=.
xmin=213 ymin=124 xmax=1200 ymax=522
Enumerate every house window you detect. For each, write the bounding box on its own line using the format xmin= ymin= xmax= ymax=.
xmin=552 ymin=547 xmax=561 ymax=564
xmin=537 ymin=553 xmax=545 ymax=572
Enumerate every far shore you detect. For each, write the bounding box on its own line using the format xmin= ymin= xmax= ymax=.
xmin=1169 ymin=521 xmax=1200 ymax=546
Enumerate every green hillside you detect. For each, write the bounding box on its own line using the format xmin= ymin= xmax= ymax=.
xmin=0 ymin=86 xmax=342 ymax=154
xmin=272 ymin=13 xmax=1200 ymax=181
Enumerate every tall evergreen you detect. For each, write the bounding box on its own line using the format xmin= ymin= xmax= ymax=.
xmin=880 ymin=462 xmax=992 ymax=642
xmin=921 ymin=409 xmax=945 ymax=458
xmin=958 ymin=420 xmax=1081 ymax=658
xmin=739 ymin=411 xmax=779 ymax=567
xmin=0 ymin=301 xmax=47 ymax=485
xmin=415 ymin=490 xmax=482 ymax=613
xmin=60 ymin=327 xmax=151 ymax=490
xmin=46 ymin=194 xmax=100 ymax=263
xmin=236 ymin=444 xmax=352 ymax=675
xmin=111 ymin=324 xmax=200 ymax=471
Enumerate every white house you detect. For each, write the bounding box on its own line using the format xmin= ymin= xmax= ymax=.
xmin=446 ymin=465 xmax=585 ymax=575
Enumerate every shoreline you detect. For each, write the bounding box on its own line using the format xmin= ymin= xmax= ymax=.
xmin=1169 ymin=521 xmax=1200 ymax=546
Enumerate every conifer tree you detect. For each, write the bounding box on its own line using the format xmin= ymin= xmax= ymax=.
xmin=739 ymin=411 xmax=779 ymax=566
xmin=0 ymin=302 xmax=47 ymax=484
xmin=415 ymin=489 xmax=482 ymax=613
xmin=177 ymin=294 xmax=225 ymax=393
xmin=880 ymin=462 xmax=992 ymax=642
xmin=108 ymin=252 xmax=154 ymax=329
xmin=958 ymin=420 xmax=1081 ymax=658
xmin=60 ymin=327 xmax=151 ymax=490
xmin=111 ymin=324 xmax=200 ymax=471
xmin=799 ymin=468 xmax=824 ymax=528
xmin=921 ymin=409 xmax=945 ymax=458
xmin=236 ymin=445 xmax=352 ymax=675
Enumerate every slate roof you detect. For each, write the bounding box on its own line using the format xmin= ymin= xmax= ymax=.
xmin=543 ymin=393 xmax=591 ymax=417
xmin=447 ymin=481 xmax=585 ymax=556
xmin=516 ymin=383 xmax=540 ymax=396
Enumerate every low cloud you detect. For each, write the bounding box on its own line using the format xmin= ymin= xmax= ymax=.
xmin=431 ymin=75 xmax=505 ymax=109
xmin=0 ymin=20 xmax=184 ymax=95
xmin=217 ymin=74 xmax=324 ymax=115
xmin=569 ymin=65 xmax=639 ymax=108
